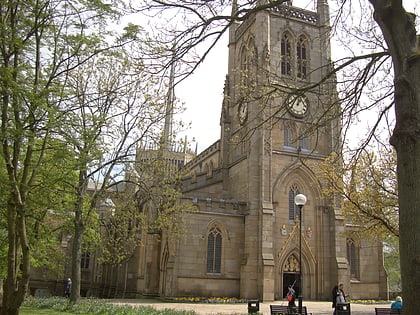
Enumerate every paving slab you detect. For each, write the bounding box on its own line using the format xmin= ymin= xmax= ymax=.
xmin=111 ymin=299 xmax=391 ymax=315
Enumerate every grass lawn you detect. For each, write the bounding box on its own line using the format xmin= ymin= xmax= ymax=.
xmin=21 ymin=296 xmax=198 ymax=315
xmin=20 ymin=306 xmax=90 ymax=315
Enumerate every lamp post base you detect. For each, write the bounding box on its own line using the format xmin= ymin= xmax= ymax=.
xmin=298 ymin=295 xmax=303 ymax=315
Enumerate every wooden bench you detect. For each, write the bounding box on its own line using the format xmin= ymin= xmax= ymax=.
xmin=375 ymin=308 xmax=402 ymax=315
xmin=270 ymin=304 xmax=310 ymax=315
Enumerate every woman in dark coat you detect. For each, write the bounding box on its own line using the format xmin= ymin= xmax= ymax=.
xmin=332 ymin=283 xmax=346 ymax=314
xmin=65 ymin=278 xmax=72 ymax=298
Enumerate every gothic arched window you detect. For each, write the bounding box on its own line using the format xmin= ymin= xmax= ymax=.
xmin=240 ymin=38 xmax=257 ymax=91
xmin=284 ymin=123 xmax=296 ymax=148
xmin=288 ymin=184 xmax=301 ymax=221
xmin=347 ymin=238 xmax=359 ymax=279
xmin=298 ymin=126 xmax=310 ymax=150
xmin=299 ymin=136 xmax=309 ymax=150
xmin=191 ymin=171 xmax=197 ymax=182
xmin=281 ymin=33 xmax=292 ymax=76
xmin=203 ymin=163 xmax=209 ymax=175
xmin=297 ymin=36 xmax=308 ymax=79
xmin=247 ymin=38 xmax=257 ymax=80
xmin=207 ymin=226 xmax=222 ymax=273
xmin=207 ymin=160 xmax=214 ymax=177
xmin=240 ymin=46 xmax=248 ymax=89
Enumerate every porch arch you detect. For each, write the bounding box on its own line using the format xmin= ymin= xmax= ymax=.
xmin=276 ymin=241 xmax=317 ymax=300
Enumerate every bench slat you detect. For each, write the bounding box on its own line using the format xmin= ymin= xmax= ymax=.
xmin=270 ymin=304 xmax=308 ymax=315
xmin=375 ymin=307 xmax=402 ymax=315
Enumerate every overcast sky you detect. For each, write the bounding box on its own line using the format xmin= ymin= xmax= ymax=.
xmin=176 ymin=33 xmax=228 ymax=153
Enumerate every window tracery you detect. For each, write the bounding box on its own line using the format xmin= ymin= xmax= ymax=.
xmin=281 ymin=32 xmax=292 ymax=76
xmin=288 ymin=184 xmax=301 ymax=221
xmin=347 ymin=238 xmax=359 ymax=279
xmin=207 ymin=226 xmax=222 ymax=273
xmin=297 ymin=36 xmax=308 ymax=79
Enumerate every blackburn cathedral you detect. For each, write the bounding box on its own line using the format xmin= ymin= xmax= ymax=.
xmin=30 ymin=0 xmax=388 ymax=301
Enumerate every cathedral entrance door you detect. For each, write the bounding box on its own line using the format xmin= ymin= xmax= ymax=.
xmin=282 ymin=273 xmax=300 ymax=300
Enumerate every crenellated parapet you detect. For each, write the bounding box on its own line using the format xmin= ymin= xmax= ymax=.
xmin=272 ymin=5 xmax=319 ymax=24
xmin=183 ymin=140 xmax=220 ymax=171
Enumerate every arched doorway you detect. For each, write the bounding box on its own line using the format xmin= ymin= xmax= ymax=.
xmin=281 ymin=254 xmax=300 ymax=299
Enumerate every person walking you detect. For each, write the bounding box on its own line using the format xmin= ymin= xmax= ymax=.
xmin=65 ymin=278 xmax=72 ymax=298
xmin=286 ymin=284 xmax=296 ymax=308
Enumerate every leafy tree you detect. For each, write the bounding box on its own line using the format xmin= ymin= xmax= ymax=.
xmin=317 ymin=146 xmax=401 ymax=291
xmin=97 ymin=194 xmax=144 ymax=298
xmin=368 ymin=2 xmax=419 ymax=313
xmin=58 ymin=43 xmax=176 ymax=302
xmin=384 ymin=239 xmax=401 ymax=296
xmin=317 ymin=147 xmax=399 ymax=240
xmin=0 ymin=137 xmax=76 ymax=303
xmin=25 ymin=140 xmax=78 ymax=282
xmin=95 ymin=149 xmax=191 ymax=299
xmin=1 ymin=0 xmax=190 ymax=307
xmin=0 ymin=0 xmax=126 ymax=313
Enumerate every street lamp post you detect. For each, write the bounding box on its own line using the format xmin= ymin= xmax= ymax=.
xmin=294 ymin=193 xmax=307 ymax=315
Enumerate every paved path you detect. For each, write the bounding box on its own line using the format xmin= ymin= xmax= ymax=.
xmin=111 ymin=299 xmax=391 ymax=315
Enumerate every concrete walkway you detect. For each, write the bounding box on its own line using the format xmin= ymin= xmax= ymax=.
xmin=111 ymin=299 xmax=391 ymax=315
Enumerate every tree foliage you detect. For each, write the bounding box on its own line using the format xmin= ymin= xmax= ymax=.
xmin=317 ymin=146 xmax=399 ymax=240
xmin=57 ymin=35 xmax=183 ymax=301
xmin=0 ymin=0 xmax=178 ymax=311
xmin=384 ymin=238 xmax=401 ymax=295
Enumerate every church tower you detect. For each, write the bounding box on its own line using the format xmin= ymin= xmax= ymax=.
xmin=220 ymin=0 xmax=350 ymax=301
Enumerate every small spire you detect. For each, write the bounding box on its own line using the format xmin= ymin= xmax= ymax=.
xmin=231 ymin=0 xmax=238 ymax=17
xmin=317 ymin=0 xmax=330 ymax=26
xmin=162 ymin=43 xmax=176 ymax=151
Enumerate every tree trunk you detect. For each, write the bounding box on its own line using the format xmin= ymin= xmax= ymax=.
xmin=1 ymin=203 xmax=30 ymax=315
xmin=122 ymin=261 xmax=128 ymax=298
xmin=70 ymin=219 xmax=83 ymax=303
xmin=107 ymin=266 xmax=114 ymax=298
xmin=369 ymin=1 xmax=420 ymax=314
xmin=70 ymin=194 xmax=85 ymax=303
xmin=114 ymin=265 xmax=120 ymax=298
xmin=101 ymin=265 xmax=109 ymax=297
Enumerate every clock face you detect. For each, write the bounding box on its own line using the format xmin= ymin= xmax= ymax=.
xmin=287 ymin=95 xmax=308 ymax=117
xmin=238 ymin=103 xmax=248 ymax=124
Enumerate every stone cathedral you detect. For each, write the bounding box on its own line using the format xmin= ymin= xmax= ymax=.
xmin=26 ymin=1 xmax=388 ymax=301
xmin=127 ymin=0 xmax=388 ymax=301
